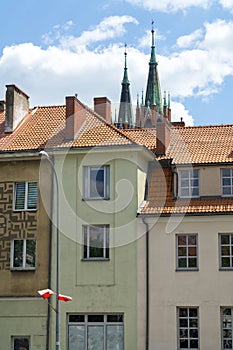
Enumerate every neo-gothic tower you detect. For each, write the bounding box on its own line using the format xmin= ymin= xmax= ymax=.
xmin=117 ymin=46 xmax=133 ymax=129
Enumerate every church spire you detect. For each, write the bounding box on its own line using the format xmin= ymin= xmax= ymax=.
xmin=118 ymin=44 xmax=133 ymax=127
xmin=145 ymin=21 xmax=162 ymax=114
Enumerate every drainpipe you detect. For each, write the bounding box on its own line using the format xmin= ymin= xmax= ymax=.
xmin=142 ymin=216 xmax=149 ymax=350
xmin=46 ymin=156 xmax=54 ymax=350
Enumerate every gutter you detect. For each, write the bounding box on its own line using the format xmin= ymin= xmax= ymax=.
xmin=142 ymin=216 xmax=149 ymax=350
xmin=46 ymin=157 xmax=54 ymax=350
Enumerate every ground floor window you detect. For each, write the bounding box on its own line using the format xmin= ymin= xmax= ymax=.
xmin=68 ymin=314 xmax=124 ymax=350
xmin=12 ymin=336 xmax=30 ymax=350
xmin=177 ymin=307 xmax=199 ymax=349
xmin=222 ymin=307 xmax=233 ymax=349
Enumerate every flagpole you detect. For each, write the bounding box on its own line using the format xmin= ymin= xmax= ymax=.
xmin=40 ymin=151 xmax=60 ymax=350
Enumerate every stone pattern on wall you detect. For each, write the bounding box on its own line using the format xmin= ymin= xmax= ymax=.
xmin=0 ymin=182 xmax=37 ymax=270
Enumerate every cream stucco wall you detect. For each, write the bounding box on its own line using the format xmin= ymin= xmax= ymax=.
xmin=143 ymin=215 xmax=233 ymax=350
xmin=48 ymin=147 xmax=152 ymax=350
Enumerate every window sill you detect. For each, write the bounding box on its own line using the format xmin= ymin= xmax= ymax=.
xmin=81 ymin=258 xmax=110 ymax=262
xmin=176 ymin=268 xmax=199 ymax=271
xmin=82 ymin=197 xmax=110 ymax=201
xmin=219 ymin=267 xmax=233 ymax=271
xmin=13 ymin=208 xmax=37 ymax=212
xmin=10 ymin=267 xmax=36 ymax=271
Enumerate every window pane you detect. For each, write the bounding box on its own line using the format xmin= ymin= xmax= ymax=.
xmin=89 ymin=226 xmax=104 ymax=258
xmin=222 ymin=169 xmax=231 ymax=177
xmin=189 ymin=308 xmax=198 ymax=317
xmin=13 ymin=240 xmax=24 ymax=267
xmin=222 ymin=257 xmax=231 ymax=267
xmin=188 ymin=258 xmax=197 ymax=268
xmin=69 ymin=315 xmax=85 ymax=323
xmin=178 ymin=236 xmax=186 ymax=245
xmin=90 ymin=168 xmax=104 ymax=198
xmin=13 ymin=337 xmax=29 ymax=350
xmin=26 ymin=240 xmax=36 ymax=267
xmin=15 ymin=183 xmax=26 ymax=210
xmin=222 ymin=235 xmax=230 ymax=245
xmin=107 ymin=325 xmax=124 ymax=350
xmin=27 ymin=182 xmax=38 ymax=209
xmin=88 ymin=315 xmax=104 ymax=322
xmin=107 ymin=314 xmax=124 ymax=323
xmin=178 ymin=258 xmax=187 ymax=268
xmin=188 ymin=235 xmax=196 ymax=245
xmin=68 ymin=325 xmax=85 ymax=350
xmin=178 ymin=247 xmax=186 ymax=257
xmin=223 ymin=187 xmax=232 ymax=195
xmin=88 ymin=326 xmax=104 ymax=350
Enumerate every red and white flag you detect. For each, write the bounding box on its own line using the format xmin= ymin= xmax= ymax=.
xmin=58 ymin=294 xmax=72 ymax=302
xmin=38 ymin=289 xmax=55 ymax=299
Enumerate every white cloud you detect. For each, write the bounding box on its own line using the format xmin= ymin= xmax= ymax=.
xmin=171 ymin=101 xmax=194 ymax=126
xmin=138 ymin=29 xmax=165 ymax=48
xmin=219 ymin=0 xmax=233 ymax=12
xmin=125 ymin=0 xmax=213 ymax=12
xmin=176 ymin=29 xmax=203 ymax=49
xmin=43 ymin=16 xmax=138 ymax=51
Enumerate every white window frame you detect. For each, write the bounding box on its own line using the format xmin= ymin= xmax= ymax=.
xmin=68 ymin=314 xmax=124 ymax=350
xmin=221 ymin=307 xmax=233 ymax=349
xmin=219 ymin=233 xmax=233 ymax=270
xmin=83 ymin=165 xmax=110 ymax=200
xmin=83 ymin=225 xmax=109 ymax=260
xmin=10 ymin=239 xmax=36 ymax=270
xmin=177 ymin=307 xmax=199 ymax=350
xmin=176 ymin=234 xmax=198 ymax=270
xmin=179 ymin=169 xmax=199 ymax=198
xmin=12 ymin=336 xmax=30 ymax=350
xmin=14 ymin=181 xmax=38 ymax=211
xmin=221 ymin=168 xmax=233 ymax=197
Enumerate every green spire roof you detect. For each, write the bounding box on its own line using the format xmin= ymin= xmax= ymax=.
xmin=145 ymin=24 xmax=162 ymax=113
xmin=118 ymin=45 xmax=133 ymax=126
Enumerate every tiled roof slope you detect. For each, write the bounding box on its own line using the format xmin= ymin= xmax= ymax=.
xmin=0 ymin=102 xmax=135 ymax=152
xmin=123 ymin=124 xmax=233 ymax=164
xmin=140 ymin=166 xmax=233 ymax=215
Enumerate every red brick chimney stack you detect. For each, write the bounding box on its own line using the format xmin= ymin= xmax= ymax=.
xmin=94 ymin=97 xmax=111 ymax=123
xmin=65 ymin=96 xmax=86 ymax=140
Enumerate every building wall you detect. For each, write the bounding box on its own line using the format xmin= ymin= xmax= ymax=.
xmin=145 ymin=215 xmax=233 ymax=350
xmin=48 ymin=148 xmax=149 ymax=350
xmin=0 ymin=158 xmax=51 ymax=349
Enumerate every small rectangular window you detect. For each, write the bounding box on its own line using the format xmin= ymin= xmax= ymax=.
xmin=12 ymin=336 xmax=30 ymax=350
xmin=177 ymin=307 xmax=199 ymax=349
xmin=14 ymin=182 xmax=38 ymax=211
xmin=176 ymin=234 xmax=198 ymax=270
xmin=83 ymin=225 xmax=109 ymax=260
xmin=221 ymin=168 xmax=233 ymax=197
xmin=221 ymin=307 xmax=233 ymax=349
xmin=179 ymin=169 xmax=199 ymax=198
xmin=11 ymin=239 xmax=36 ymax=270
xmin=219 ymin=234 xmax=233 ymax=269
xmin=83 ymin=165 xmax=110 ymax=199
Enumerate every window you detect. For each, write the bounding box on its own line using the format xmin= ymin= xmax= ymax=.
xmin=222 ymin=308 xmax=233 ymax=349
xmin=68 ymin=314 xmax=124 ymax=350
xmin=83 ymin=225 xmax=109 ymax=260
xmin=14 ymin=182 xmax=38 ymax=210
xmin=178 ymin=307 xmax=199 ymax=349
xmin=12 ymin=336 xmax=30 ymax=350
xmin=11 ymin=239 xmax=36 ymax=270
xmin=176 ymin=234 xmax=198 ymax=270
xmin=219 ymin=234 xmax=233 ymax=269
xmin=179 ymin=169 xmax=199 ymax=198
xmin=221 ymin=169 xmax=233 ymax=196
xmin=83 ymin=165 xmax=110 ymax=199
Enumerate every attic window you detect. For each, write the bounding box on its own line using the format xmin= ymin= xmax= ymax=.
xmin=179 ymin=169 xmax=199 ymax=198
xmin=221 ymin=168 xmax=233 ymax=197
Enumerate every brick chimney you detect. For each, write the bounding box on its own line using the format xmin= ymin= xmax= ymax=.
xmin=156 ymin=118 xmax=171 ymax=155
xmin=4 ymin=84 xmax=29 ymax=133
xmin=65 ymin=96 xmax=87 ymax=140
xmin=94 ymin=97 xmax=111 ymax=123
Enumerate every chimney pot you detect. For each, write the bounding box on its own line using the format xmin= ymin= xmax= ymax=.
xmin=94 ymin=97 xmax=111 ymax=123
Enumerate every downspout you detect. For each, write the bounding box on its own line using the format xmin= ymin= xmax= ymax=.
xmin=46 ymin=157 xmax=54 ymax=350
xmin=142 ymin=216 xmax=149 ymax=350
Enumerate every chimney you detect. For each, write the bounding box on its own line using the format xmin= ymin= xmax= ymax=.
xmin=156 ymin=118 xmax=171 ymax=155
xmin=4 ymin=84 xmax=29 ymax=133
xmin=65 ymin=96 xmax=86 ymax=140
xmin=94 ymin=97 xmax=111 ymax=123
xmin=0 ymin=100 xmax=5 ymax=111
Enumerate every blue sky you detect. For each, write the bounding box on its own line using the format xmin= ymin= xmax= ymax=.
xmin=1 ymin=0 xmax=233 ymax=126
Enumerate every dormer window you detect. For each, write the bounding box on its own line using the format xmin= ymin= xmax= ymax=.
xmin=179 ymin=169 xmax=199 ymax=198
xmin=221 ymin=168 xmax=233 ymax=196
